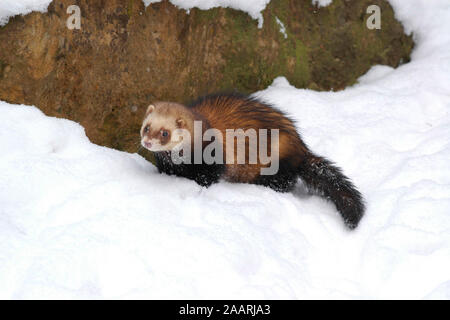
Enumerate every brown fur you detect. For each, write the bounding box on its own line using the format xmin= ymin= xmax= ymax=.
xmin=144 ymin=94 xmax=309 ymax=183
xmin=143 ymin=94 xmax=308 ymax=183
xmin=186 ymin=94 xmax=308 ymax=183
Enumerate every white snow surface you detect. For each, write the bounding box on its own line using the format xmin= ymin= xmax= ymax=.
xmin=0 ymin=0 xmax=329 ymax=28
xmin=0 ymin=0 xmax=52 ymax=26
xmin=312 ymin=0 xmax=333 ymax=8
xmin=143 ymin=0 xmax=271 ymax=27
xmin=0 ymin=0 xmax=271 ymax=28
xmin=1 ymin=0 xmax=450 ymax=299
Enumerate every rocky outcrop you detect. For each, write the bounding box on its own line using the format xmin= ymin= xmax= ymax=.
xmin=0 ymin=0 xmax=413 ymax=155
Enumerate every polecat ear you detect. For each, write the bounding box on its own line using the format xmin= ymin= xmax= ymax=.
xmin=176 ymin=118 xmax=185 ymax=128
xmin=146 ymin=104 xmax=155 ymax=115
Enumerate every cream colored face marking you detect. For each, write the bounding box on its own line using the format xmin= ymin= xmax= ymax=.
xmin=141 ymin=112 xmax=186 ymax=152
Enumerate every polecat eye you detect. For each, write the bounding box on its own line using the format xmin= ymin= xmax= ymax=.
xmin=161 ymin=130 xmax=168 ymax=137
xmin=144 ymin=125 xmax=150 ymax=133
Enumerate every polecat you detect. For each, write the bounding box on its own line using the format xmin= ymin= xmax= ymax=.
xmin=140 ymin=93 xmax=365 ymax=229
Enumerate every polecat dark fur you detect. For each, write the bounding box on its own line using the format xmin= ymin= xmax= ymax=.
xmin=140 ymin=93 xmax=365 ymax=229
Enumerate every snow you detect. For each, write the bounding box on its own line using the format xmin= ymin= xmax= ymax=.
xmin=312 ymin=0 xmax=333 ymax=8
xmin=275 ymin=17 xmax=287 ymax=39
xmin=143 ymin=0 xmax=271 ymax=28
xmin=142 ymin=0 xmax=333 ymax=28
xmin=1 ymin=0 xmax=450 ymax=299
xmin=0 ymin=0 xmax=329 ymax=29
xmin=0 ymin=0 xmax=271 ymax=28
xmin=0 ymin=0 xmax=52 ymax=26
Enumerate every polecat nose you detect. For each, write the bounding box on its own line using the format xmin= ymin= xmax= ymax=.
xmin=144 ymin=142 xmax=152 ymax=149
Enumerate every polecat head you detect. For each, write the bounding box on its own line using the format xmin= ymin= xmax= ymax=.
xmin=140 ymin=101 xmax=194 ymax=152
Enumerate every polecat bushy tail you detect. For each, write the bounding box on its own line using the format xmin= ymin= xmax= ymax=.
xmin=140 ymin=93 xmax=365 ymax=229
xmin=298 ymin=152 xmax=365 ymax=229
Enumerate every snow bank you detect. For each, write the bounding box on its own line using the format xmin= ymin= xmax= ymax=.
xmin=143 ymin=0 xmax=271 ymax=27
xmin=0 ymin=0 xmax=330 ymax=29
xmin=0 ymin=0 xmax=449 ymax=299
xmin=0 ymin=0 xmax=271 ymax=28
xmin=143 ymin=0 xmax=332 ymax=28
xmin=0 ymin=0 xmax=52 ymax=26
